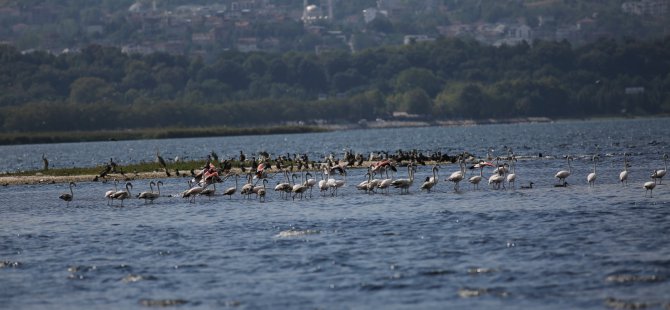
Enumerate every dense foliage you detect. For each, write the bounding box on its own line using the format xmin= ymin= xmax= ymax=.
xmin=1 ymin=36 xmax=669 ymax=132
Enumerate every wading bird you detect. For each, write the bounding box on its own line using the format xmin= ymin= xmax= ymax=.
xmin=392 ymin=164 xmax=415 ymax=194
xmin=644 ymin=180 xmax=656 ymax=197
xmin=59 ymin=182 xmax=76 ymax=205
xmin=587 ymin=155 xmax=599 ymax=187
xmin=555 ymin=156 xmax=572 ymax=186
xmin=104 ymin=179 xmax=119 ymax=205
xmin=138 ymin=181 xmax=162 ymax=203
xmin=651 ymin=154 xmax=667 ymax=184
xmin=112 ymin=182 xmax=133 ymax=206
xmin=223 ymin=174 xmax=239 ymax=199
xmin=420 ymin=165 xmax=439 ymax=192
xmin=156 ymin=149 xmax=171 ymax=177
xmin=619 ymin=153 xmax=629 ymax=186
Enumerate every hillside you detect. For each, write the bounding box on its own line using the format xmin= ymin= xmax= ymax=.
xmin=0 ymin=0 xmax=667 ymax=56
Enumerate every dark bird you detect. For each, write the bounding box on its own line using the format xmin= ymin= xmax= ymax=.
xmin=251 ymin=157 xmax=258 ymax=171
xmin=210 ymin=151 xmax=219 ymax=163
xmin=520 ymin=182 xmax=534 ymax=189
xmin=99 ymin=164 xmax=112 ymax=178
xmin=42 ymin=154 xmax=49 ymax=171
xmin=109 ymin=158 xmax=125 ymax=176
xmin=330 ymin=166 xmax=346 ymax=175
xmin=156 ymin=149 xmax=170 ymax=177
xmin=239 ymin=151 xmax=246 ymax=163
xmin=110 ymin=158 xmax=118 ymax=172
xmin=59 ymin=182 xmax=76 ymax=205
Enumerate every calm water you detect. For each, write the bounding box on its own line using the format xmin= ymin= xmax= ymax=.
xmin=1 ymin=118 xmax=669 ymax=309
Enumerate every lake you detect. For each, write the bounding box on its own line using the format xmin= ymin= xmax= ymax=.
xmin=1 ymin=118 xmax=669 ymax=309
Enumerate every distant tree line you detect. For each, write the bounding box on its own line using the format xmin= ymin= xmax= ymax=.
xmin=0 ymin=36 xmax=669 ymax=132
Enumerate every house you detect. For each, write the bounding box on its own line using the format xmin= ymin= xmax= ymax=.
xmin=622 ymin=0 xmax=669 ymax=15
xmin=192 ymin=32 xmax=215 ymax=45
xmin=403 ymin=35 xmax=435 ymax=45
xmin=363 ymin=7 xmax=387 ymax=24
xmin=494 ymin=24 xmax=532 ymax=46
xmin=437 ymin=24 xmax=473 ymax=38
xmin=236 ymin=37 xmax=258 ymax=52
xmin=377 ymin=0 xmax=408 ymax=17
xmin=625 ymin=87 xmax=645 ymax=95
xmin=121 ymin=45 xmax=155 ymax=55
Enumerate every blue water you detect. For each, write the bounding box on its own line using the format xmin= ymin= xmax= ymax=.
xmin=1 ymin=118 xmax=669 ymax=309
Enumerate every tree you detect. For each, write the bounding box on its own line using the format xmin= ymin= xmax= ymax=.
xmin=297 ymin=58 xmax=327 ymax=92
xmin=69 ymin=77 xmax=116 ymax=104
xmin=394 ymin=67 xmax=442 ymax=97
xmin=402 ymin=88 xmax=433 ymax=115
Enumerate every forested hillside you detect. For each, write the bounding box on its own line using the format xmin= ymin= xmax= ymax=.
xmin=1 ymin=36 xmax=668 ymax=132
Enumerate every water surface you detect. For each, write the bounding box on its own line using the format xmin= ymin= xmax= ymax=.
xmin=1 ymin=118 xmax=669 ymax=309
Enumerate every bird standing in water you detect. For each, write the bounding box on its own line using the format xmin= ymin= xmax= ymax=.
xmin=59 ymin=182 xmax=76 ymax=206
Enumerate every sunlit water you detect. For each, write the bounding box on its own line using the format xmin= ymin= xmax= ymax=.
xmin=1 ymin=118 xmax=669 ymax=309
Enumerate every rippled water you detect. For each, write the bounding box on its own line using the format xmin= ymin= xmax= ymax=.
xmin=1 ymin=118 xmax=670 ymax=309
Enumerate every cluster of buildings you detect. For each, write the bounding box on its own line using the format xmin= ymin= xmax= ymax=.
xmin=621 ymin=0 xmax=669 ymax=16
xmin=0 ymin=0 xmax=667 ymax=58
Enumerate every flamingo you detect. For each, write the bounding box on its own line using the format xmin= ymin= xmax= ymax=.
xmin=178 ymin=180 xmax=194 ymax=200
xmin=291 ymin=172 xmax=308 ymax=200
xmin=137 ymin=181 xmax=161 ymax=203
xmin=587 ymin=155 xmax=598 ymax=187
xmin=292 ymin=182 xmax=309 ymax=200
xmin=258 ymin=179 xmax=268 ymax=202
xmin=555 ymin=156 xmax=572 ymax=186
xmin=252 ymin=175 xmax=268 ymax=198
xmin=274 ymin=171 xmax=292 ymax=199
xmin=644 ymin=181 xmax=656 ymax=197
xmin=368 ymin=169 xmax=383 ymax=193
xmin=366 ymin=173 xmax=381 ymax=194
xmin=428 ymin=165 xmax=439 ymax=184
xmin=378 ymin=167 xmax=395 ymax=194
xmin=420 ymin=165 xmax=439 ymax=192
xmin=222 ymin=174 xmax=239 ymax=199
xmin=488 ymin=169 xmax=505 ymax=190
xmin=304 ymin=172 xmax=317 ymax=197
xmin=447 ymin=157 xmax=465 ymax=191
xmin=182 ymin=183 xmax=205 ymax=203
xmin=487 ymin=157 xmax=505 ymax=190
xmin=59 ymin=182 xmax=76 ymax=205
xmin=506 ymin=157 xmax=517 ymax=189
xmin=112 ymin=182 xmax=133 ymax=206
xmin=327 ymin=169 xmax=346 ymax=196
xmin=469 ymin=161 xmax=491 ymax=190
xmin=619 ymin=153 xmax=629 ymax=186
xmin=240 ymin=173 xmax=254 ymax=199
xmin=391 ymin=164 xmax=415 ymax=194
xmin=200 ymin=180 xmax=217 ymax=199
xmin=318 ymin=168 xmax=330 ymax=196
xmin=104 ymin=179 xmax=119 ymax=205
xmin=356 ymin=168 xmax=372 ymax=192
xmin=651 ymin=154 xmax=668 ymax=184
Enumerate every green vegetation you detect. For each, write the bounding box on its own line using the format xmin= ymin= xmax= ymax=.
xmin=1 ymin=36 xmax=669 ymax=137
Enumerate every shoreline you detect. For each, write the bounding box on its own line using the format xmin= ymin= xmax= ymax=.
xmin=1 ymin=115 xmax=666 ymax=146
xmin=0 ymin=161 xmax=414 ymax=186
xmin=0 ymin=117 xmax=558 ymax=145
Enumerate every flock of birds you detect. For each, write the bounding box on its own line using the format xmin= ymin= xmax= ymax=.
xmin=57 ymin=151 xmax=668 ymax=205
